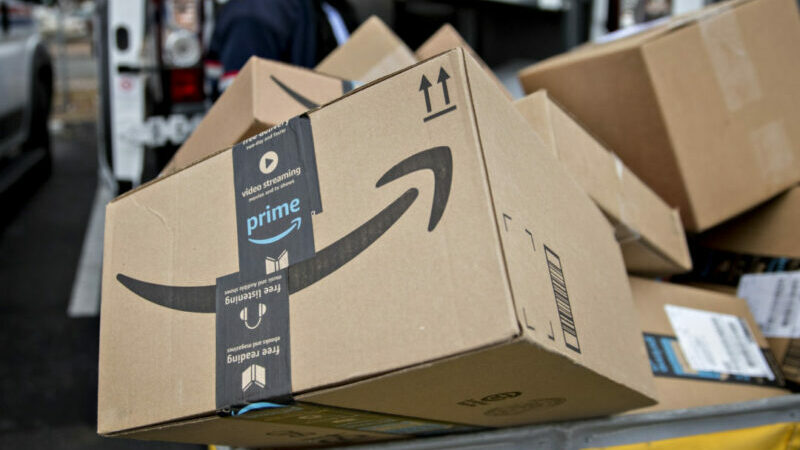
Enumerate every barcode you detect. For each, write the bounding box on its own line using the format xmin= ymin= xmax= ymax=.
xmin=544 ymin=246 xmax=580 ymax=353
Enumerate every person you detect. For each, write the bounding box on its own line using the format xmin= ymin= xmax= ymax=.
xmin=206 ymin=0 xmax=358 ymax=93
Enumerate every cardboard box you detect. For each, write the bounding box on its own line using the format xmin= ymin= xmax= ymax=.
xmin=99 ymin=50 xmax=656 ymax=447
xmin=515 ymin=91 xmax=691 ymax=276
xmin=630 ymin=277 xmax=787 ymax=413
xmin=161 ymin=57 xmax=354 ymax=175
xmin=674 ymin=187 xmax=800 ymax=384
xmin=415 ymin=24 xmax=511 ymax=100
xmin=518 ymin=0 xmax=800 ymax=232
xmin=315 ymin=16 xmax=417 ymax=83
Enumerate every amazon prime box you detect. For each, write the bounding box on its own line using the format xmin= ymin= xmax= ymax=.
xmin=161 ymin=56 xmax=355 ymax=175
xmin=515 ymin=91 xmax=691 ymax=276
xmin=98 ymin=49 xmax=656 ymax=447
xmin=518 ymin=0 xmax=800 ymax=232
xmin=630 ymin=278 xmax=787 ymax=413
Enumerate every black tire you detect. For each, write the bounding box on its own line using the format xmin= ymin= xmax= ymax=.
xmin=23 ymin=46 xmax=54 ymax=177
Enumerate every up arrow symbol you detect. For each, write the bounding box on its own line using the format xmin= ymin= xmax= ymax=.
xmin=437 ymin=67 xmax=451 ymax=105
xmin=419 ymin=75 xmax=433 ymax=113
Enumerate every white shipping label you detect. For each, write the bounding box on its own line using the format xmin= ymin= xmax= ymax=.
xmin=737 ymin=271 xmax=800 ymax=338
xmin=665 ymin=305 xmax=774 ymax=379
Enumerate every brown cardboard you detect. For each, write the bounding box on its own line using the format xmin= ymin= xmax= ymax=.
xmin=630 ymin=278 xmax=787 ymax=413
xmin=98 ymin=50 xmax=656 ymax=447
xmin=515 ymin=91 xmax=691 ymax=275
xmin=518 ymin=0 xmax=800 ymax=232
xmin=161 ymin=56 xmax=351 ymax=175
xmin=415 ymin=24 xmax=512 ymax=100
xmin=700 ymin=186 xmax=800 ymax=260
xmin=315 ymin=16 xmax=417 ymax=83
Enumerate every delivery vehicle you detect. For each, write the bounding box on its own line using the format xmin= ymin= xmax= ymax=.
xmin=96 ymin=0 xmax=216 ymax=191
xmin=0 ymin=0 xmax=53 ymax=192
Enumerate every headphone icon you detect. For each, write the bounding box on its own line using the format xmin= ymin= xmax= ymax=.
xmin=240 ymin=303 xmax=267 ymax=329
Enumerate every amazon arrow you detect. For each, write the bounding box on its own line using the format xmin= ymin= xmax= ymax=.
xmin=271 ymin=75 xmax=319 ymax=110
xmin=116 ymin=146 xmax=453 ymax=313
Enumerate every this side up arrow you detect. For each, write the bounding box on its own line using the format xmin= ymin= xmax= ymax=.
xmin=419 ymin=75 xmax=432 ymax=113
xmin=437 ymin=68 xmax=451 ymax=105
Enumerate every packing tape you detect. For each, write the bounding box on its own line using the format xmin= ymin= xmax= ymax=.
xmin=699 ymin=12 xmax=762 ymax=112
xmin=749 ymin=120 xmax=796 ymax=189
xmin=611 ymin=154 xmax=642 ymax=244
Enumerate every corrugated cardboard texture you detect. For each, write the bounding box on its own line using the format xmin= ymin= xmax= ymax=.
xmin=162 ymin=57 xmax=348 ymax=175
xmin=415 ymin=24 xmax=512 ymax=100
xmin=518 ymin=0 xmax=800 ymax=232
xmin=99 ymin=50 xmax=655 ymax=443
xmin=629 ymin=278 xmax=787 ymax=413
xmin=315 ymin=16 xmax=416 ymax=83
xmin=514 ymin=91 xmax=691 ymax=275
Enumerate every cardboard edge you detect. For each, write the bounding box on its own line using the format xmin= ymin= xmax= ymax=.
xmin=518 ymin=0 xmax=757 ymax=80
xmin=532 ymin=90 xmax=692 ymax=274
xmin=458 ymin=49 xmax=524 ymax=340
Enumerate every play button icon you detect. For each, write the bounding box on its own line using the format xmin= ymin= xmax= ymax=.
xmin=259 ymin=151 xmax=279 ymax=174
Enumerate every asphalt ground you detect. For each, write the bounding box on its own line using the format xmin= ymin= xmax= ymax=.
xmin=0 ymin=122 xmax=200 ymax=449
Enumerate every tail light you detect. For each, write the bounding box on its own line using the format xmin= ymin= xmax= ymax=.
xmin=169 ymin=68 xmax=204 ymax=102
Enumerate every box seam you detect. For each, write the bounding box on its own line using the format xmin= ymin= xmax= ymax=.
xmin=459 ymin=50 xmax=523 ymax=339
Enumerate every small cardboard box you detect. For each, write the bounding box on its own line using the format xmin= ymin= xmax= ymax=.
xmin=315 ymin=16 xmax=417 ymax=83
xmin=518 ymin=0 xmax=800 ymax=232
xmin=676 ymin=186 xmax=800 ymax=384
xmin=99 ymin=50 xmax=656 ymax=447
xmin=515 ymin=91 xmax=692 ymax=276
xmin=630 ymin=277 xmax=787 ymax=413
xmin=415 ymin=24 xmax=511 ymax=100
xmin=162 ymin=57 xmax=353 ymax=175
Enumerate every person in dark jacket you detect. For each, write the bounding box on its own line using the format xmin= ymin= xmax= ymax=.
xmin=207 ymin=0 xmax=358 ymax=92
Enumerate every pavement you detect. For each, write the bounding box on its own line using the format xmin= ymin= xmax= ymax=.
xmin=0 ymin=123 xmax=201 ymax=449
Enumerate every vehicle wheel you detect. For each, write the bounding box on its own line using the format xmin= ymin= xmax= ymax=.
xmin=22 ymin=46 xmax=54 ymax=177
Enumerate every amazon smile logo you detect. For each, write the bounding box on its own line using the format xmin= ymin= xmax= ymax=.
xmin=246 ymin=198 xmax=301 ymax=244
xmin=116 ymin=146 xmax=453 ymax=313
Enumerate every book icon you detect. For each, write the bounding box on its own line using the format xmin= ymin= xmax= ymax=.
xmin=242 ymin=364 xmax=266 ymax=392
xmin=266 ymin=250 xmax=289 ymax=275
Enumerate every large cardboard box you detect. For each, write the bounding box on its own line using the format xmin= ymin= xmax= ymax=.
xmin=515 ymin=91 xmax=691 ymax=276
xmin=98 ymin=50 xmax=656 ymax=447
xmin=315 ymin=16 xmax=416 ymax=83
xmin=630 ymin=278 xmax=787 ymax=413
xmin=518 ymin=0 xmax=800 ymax=232
xmin=416 ymin=24 xmax=512 ymax=100
xmin=162 ymin=57 xmax=354 ymax=175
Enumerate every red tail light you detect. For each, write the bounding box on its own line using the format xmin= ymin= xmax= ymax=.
xmin=169 ymin=68 xmax=204 ymax=103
